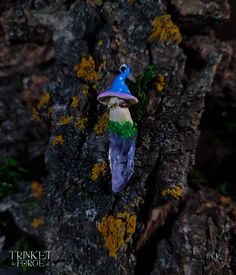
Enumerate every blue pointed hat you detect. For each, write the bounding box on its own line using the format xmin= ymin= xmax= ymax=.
xmin=97 ymin=64 xmax=138 ymax=105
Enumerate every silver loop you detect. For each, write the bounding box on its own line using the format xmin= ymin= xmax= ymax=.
xmin=119 ymin=64 xmax=127 ymax=73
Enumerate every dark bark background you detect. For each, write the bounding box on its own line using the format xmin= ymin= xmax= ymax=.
xmin=0 ymin=0 xmax=236 ymax=274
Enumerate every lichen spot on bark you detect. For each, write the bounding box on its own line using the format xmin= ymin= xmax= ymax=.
xmin=97 ymin=211 xmax=137 ymax=257
xmin=161 ymin=185 xmax=183 ymax=199
xmin=91 ymin=161 xmax=107 ymax=182
xmin=74 ymin=56 xmax=100 ymax=82
xmin=148 ymin=14 xmax=182 ymax=44
xmin=154 ymin=74 xmax=166 ymax=92
xmin=94 ymin=112 xmax=109 ymax=135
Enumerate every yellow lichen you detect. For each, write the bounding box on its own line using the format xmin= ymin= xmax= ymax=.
xmin=74 ymin=56 xmax=99 ymax=82
xmin=161 ymin=185 xmax=183 ymax=199
xmin=114 ymin=35 xmax=126 ymax=52
xmin=31 ymin=181 xmax=43 ymax=198
xmin=92 ymin=84 xmax=98 ymax=91
xmin=71 ymin=96 xmax=80 ymax=108
xmin=90 ymin=0 xmax=102 ymax=5
xmin=31 ymin=107 xmax=40 ymax=121
xmin=219 ymin=195 xmax=231 ymax=204
xmin=32 ymin=92 xmax=51 ymax=121
xmin=91 ymin=161 xmax=107 ymax=182
xmin=60 ymin=116 xmax=72 ymax=125
xmin=94 ymin=112 xmax=109 ymax=135
xmin=148 ymin=14 xmax=182 ymax=44
xmin=98 ymin=61 xmax=106 ymax=72
xmin=130 ymin=196 xmax=142 ymax=208
xmin=52 ymin=135 xmax=65 ymax=146
xmin=31 ymin=217 xmax=44 ymax=228
xmin=37 ymin=93 xmax=50 ymax=110
xmin=47 ymin=106 xmax=53 ymax=118
xmin=126 ymin=215 xmax=136 ymax=234
xmin=82 ymin=85 xmax=90 ymax=96
xmin=97 ymin=40 xmax=104 ymax=47
xmin=98 ymin=211 xmax=137 ymax=257
xmin=154 ymin=74 xmax=166 ymax=92
xmin=75 ymin=117 xmax=88 ymax=129
xmin=128 ymin=0 xmax=135 ymax=3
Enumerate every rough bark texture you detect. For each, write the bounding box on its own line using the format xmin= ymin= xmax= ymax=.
xmin=149 ymin=188 xmax=234 ymax=275
xmin=1 ymin=0 xmax=236 ymax=274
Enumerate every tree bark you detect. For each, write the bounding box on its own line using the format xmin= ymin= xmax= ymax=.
xmin=1 ymin=0 xmax=236 ymax=274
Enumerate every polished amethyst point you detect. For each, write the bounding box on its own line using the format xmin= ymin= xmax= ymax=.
xmin=108 ymin=132 xmax=136 ymax=193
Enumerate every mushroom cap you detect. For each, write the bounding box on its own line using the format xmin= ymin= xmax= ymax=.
xmin=97 ymin=64 xmax=138 ymax=105
xmin=97 ymin=91 xmax=138 ymax=105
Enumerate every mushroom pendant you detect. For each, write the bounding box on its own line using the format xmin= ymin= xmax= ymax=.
xmin=97 ymin=65 xmax=138 ymax=193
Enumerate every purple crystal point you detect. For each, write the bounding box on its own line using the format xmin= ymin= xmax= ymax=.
xmin=108 ymin=133 xmax=136 ymax=193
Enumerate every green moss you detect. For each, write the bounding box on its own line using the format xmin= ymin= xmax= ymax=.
xmin=21 ymin=201 xmax=39 ymax=210
xmin=0 ymin=157 xmax=28 ymax=201
xmin=108 ymin=120 xmax=137 ymax=138
xmin=130 ymin=65 xmax=157 ymax=124
xmin=217 ymin=181 xmax=229 ymax=196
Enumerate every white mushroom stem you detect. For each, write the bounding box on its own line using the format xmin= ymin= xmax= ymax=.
xmin=108 ymin=97 xmax=133 ymax=123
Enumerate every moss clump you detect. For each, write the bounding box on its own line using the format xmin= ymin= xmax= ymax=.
xmin=130 ymin=64 xmax=157 ymax=124
xmin=108 ymin=120 xmax=137 ymax=138
xmin=148 ymin=14 xmax=182 ymax=44
xmin=97 ymin=211 xmax=137 ymax=257
xmin=0 ymin=157 xmax=27 ymax=201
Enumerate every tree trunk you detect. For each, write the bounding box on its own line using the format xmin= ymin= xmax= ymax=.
xmin=1 ymin=0 xmax=236 ymax=274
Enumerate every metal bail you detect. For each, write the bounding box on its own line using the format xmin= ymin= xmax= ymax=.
xmin=119 ymin=64 xmax=127 ymax=73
